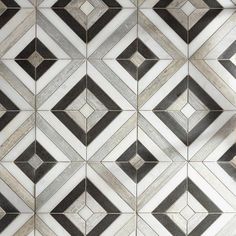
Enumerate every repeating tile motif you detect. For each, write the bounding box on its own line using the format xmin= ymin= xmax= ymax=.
xmin=0 ymin=0 xmax=236 ymax=235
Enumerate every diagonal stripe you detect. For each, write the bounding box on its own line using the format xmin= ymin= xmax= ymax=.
xmin=188 ymin=179 xmax=222 ymax=212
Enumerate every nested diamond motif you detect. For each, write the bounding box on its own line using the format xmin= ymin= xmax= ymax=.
xmin=117 ymin=38 xmax=159 ymax=80
xmin=15 ymin=38 xmax=57 ymax=80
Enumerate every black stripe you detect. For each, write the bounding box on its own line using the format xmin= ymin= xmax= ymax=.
xmin=188 ymin=112 xmax=222 ymax=145
xmin=203 ymin=0 xmax=222 ymax=8
xmin=87 ymin=111 xmax=121 ymax=145
xmin=36 ymin=60 xmax=56 ymax=80
xmin=154 ymin=9 xmax=187 ymax=42
xmin=52 ymin=0 xmax=71 ymax=7
xmin=52 ymin=180 xmax=85 ymax=213
xmin=153 ymin=214 xmax=185 ymax=236
xmin=154 ymin=77 xmax=187 ymax=110
xmin=0 ymin=9 xmax=19 ymax=30
xmin=138 ymin=60 xmax=157 ymax=80
xmin=219 ymin=144 xmax=236 ymax=162
xmin=138 ymin=39 xmax=158 ymax=59
xmin=117 ymin=60 xmax=137 ymax=79
xmin=52 ymin=76 xmax=86 ymax=110
xmin=102 ymin=0 xmax=121 ymax=7
xmin=87 ymin=179 xmax=120 ymax=213
xmin=219 ymin=60 xmax=236 ymax=78
xmin=87 ymin=9 xmax=121 ymax=42
xmin=35 ymin=163 xmax=57 ymax=183
xmin=188 ymin=214 xmax=220 ymax=236
xmin=117 ymin=39 xmax=137 ymax=59
xmin=137 ymin=163 xmax=156 ymax=182
xmin=15 ymin=60 xmax=35 ymax=79
xmin=138 ymin=141 xmax=157 ymax=162
xmin=188 ymin=179 xmax=222 ymax=212
xmin=1 ymin=0 xmax=20 ymax=7
xmin=52 ymin=111 xmax=86 ymax=145
xmin=0 ymin=111 xmax=19 ymax=131
xmin=153 ymin=179 xmax=186 ymax=212
xmin=189 ymin=77 xmax=222 ymax=110
xmin=117 ymin=142 xmax=136 ymax=161
xmin=14 ymin=162 xmax=35 ymax=182
xmin=37 ymin=39 xmax=56 ymax=59
xmin=87 ymin=214 xmax=119 ymax=236
xmin=53 ymin=9 xmax=86 ymax=42
xmin=51 ymin=214 xmax=84 ymax=236
xmin=36 ymin=141 xmax=56 ymax=162
xmin=218 ymin=163 xmax=236 ymax=180
xmin=218 ymin=41 xmax=236 ymax=59
xmin=154 ymin=112 xmax=187 ymax=145
xmin=15 ymin=142 xmax=35 ymax=162
xmin=0 ymin=214 xmax=19 ymax=233
xmin=0 ymin=193 xmax=19 ymax=212
xmin=0 ymin=90 xmax=19 ymax=110
xmin=117 ymin=162 xmax=137 ymax=182
xmin=87 ymin=76 xmax=121 ymax=110
xmin=189 ymin=9 xmax=222 ymax=43
xmin=153 ymin=0 xmax=173 ymax=8
xmin=15 ymin=39 xmax=35 ymax=59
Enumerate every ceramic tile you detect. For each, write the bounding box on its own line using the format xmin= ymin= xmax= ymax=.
xmin=1 ymin=0 xmax=236 ymax=235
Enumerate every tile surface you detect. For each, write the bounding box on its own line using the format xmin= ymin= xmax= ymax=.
xmin=0 ymin=0 xmax=236 ymax=235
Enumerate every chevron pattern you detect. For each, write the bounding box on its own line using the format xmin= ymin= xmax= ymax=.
xmin=0 ymin=0 xmax=236 ymax=235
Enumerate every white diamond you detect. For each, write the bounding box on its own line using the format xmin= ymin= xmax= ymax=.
xmin=28 ymin=154 xmax=43 ymax=170
xmin=230 ymin=53 xmax=236 ymax=66
xmin=181 ymin=1 xmax=196 ymax=16
xmin=180 ymin=205 xmax=195 ymax=220
xmin=130 ymin=51 xmax=145 ymax=67
xmin=80 ymin=103 xmax=94 ymax=118
xmin=80 ymin=1 xmax=94 ymax=16
xmin=79 ymin=206 xmax=93 ymax=221
xmin=129 ymin=154 xmax=145 ymax=170
xmin=181 ymin=103 xmax=195 ymax=118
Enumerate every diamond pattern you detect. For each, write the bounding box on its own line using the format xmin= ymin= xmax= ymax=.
xmin=1 ymin=0 xmax=236 ymax=235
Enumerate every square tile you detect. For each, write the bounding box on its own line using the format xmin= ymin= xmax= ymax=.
xmin=1 ymin=0 xmax=236 ymax=234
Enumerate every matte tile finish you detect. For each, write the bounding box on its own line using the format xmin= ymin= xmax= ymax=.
xmin=0 ymin=0 xmax=236 ymax=235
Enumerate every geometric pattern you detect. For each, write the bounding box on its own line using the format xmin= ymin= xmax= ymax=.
xmin=1 ymin=0 xmax=236 ymax=235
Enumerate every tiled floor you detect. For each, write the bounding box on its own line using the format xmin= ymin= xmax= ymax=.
xmin=0 ymin=0 xmax=236 ymax=235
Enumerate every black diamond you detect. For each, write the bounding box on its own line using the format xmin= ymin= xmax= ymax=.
xmin=15 ymin=38 xmax=57 ymax=81
xmin=14 ymin=142 xmax=57 ymax=183
xmin=52 ymin=76 xmax=121 ymax=146
xmin=117 ymin=38 xmax=158 ymax=80
xmin=51 ymin=1 xmax=121 ymax=43
xmin=116 ymin=141 xmax=158 ymax=183
xmin=153 ymin=77 xmax=222 ymax=146
xmin=51 ymin=178 xmax=120 ymax=236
